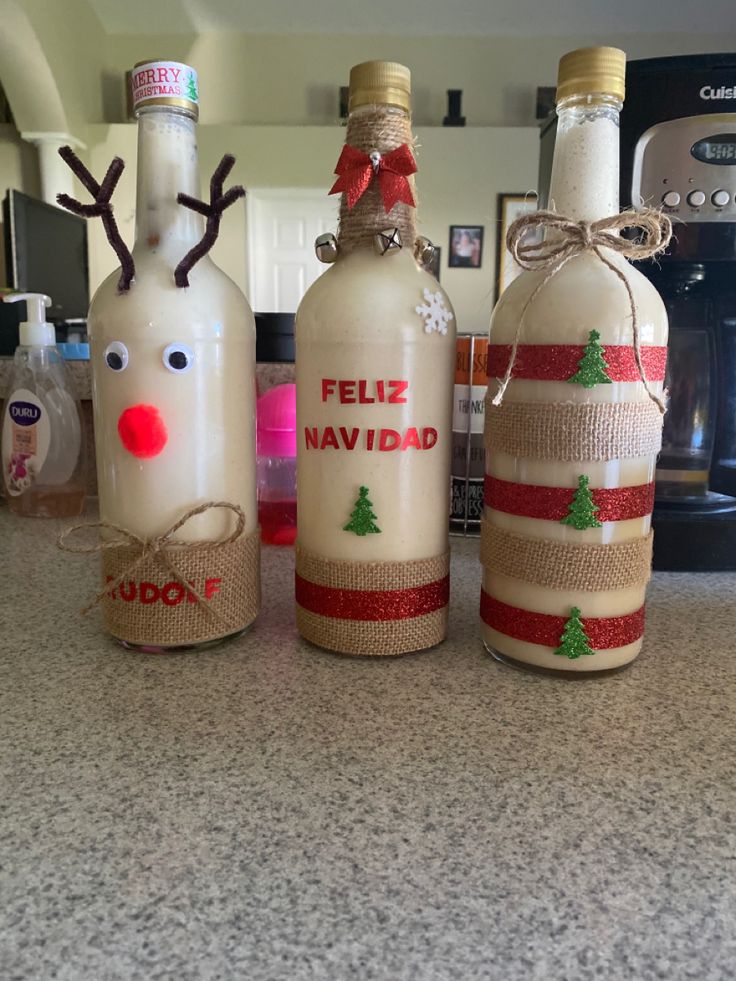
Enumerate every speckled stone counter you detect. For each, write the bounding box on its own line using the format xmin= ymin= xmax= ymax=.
xmin=2 ymin=507 xmax=736 ymax=980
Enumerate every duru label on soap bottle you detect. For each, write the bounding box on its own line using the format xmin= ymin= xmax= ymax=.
xmin=1 ymin=389 xmax=50 ymax=496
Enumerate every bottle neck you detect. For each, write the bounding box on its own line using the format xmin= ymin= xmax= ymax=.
xmin=548 ymin=94 xmax=622 ymax=222
xmin=134 ymin=106 xmax=202 ymax=254
xmin=338 ymin=102 xmax=417 ymax=256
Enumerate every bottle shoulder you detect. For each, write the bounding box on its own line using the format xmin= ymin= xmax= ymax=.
xmin=89 ymin=254 xmax=254 ymax=340
xmin=491 ymin=249 xmax=668 ymax=346
xmin=296 ymin=248 xmax=456 ymax=343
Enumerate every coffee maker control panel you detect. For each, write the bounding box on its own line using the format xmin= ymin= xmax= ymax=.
xmin=632 ymin=113 xmax=736 ymax=222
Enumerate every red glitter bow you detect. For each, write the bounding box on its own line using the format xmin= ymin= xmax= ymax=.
xmin=329 ymin=143 xmax=416 ymax=212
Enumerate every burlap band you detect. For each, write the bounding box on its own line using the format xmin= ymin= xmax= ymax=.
xmin=484 ymin=397 xmax=663 ymax=462
xmin=480 ymin=519 xmax=653 ymax=592
xmin=99 ymin=528 xmax=261 ymax=647
xmin=295 ymin=545 xmax=449 ymax=656
xmin=338 ymin=106 xmax=417 ymax=255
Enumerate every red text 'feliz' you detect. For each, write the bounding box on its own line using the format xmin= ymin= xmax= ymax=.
xmin=321 ymin=379 xmax=409 ymax=404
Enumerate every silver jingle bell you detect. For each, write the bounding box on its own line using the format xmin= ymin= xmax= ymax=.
xmin=414 ymin=236 xmax=437 ymax=269
xmin=373 ymin=227 xmax=402 ymax=256
xmin=315 ymin=232 xmax=338 ymax=263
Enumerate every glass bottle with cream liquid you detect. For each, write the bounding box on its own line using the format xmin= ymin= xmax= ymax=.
xmin=85 ymin=60 xmax=259 ymax=651
xmin=295 ymin=61 xmax=456 ymax=657
xmin=481 ymin=47 xmax=668 ymax=673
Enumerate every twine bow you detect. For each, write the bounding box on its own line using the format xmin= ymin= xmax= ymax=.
xmin=493 ymin=208 xmax=673 ymax=413
xmin=330 ymin=143 xmax=416 ymax=213
xmin=58 ymin=501 xmax=246 ymax=623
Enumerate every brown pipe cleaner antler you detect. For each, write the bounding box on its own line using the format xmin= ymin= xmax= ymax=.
xmin=175 ymin=154 xmax=245 ymax=287
xmin=56 ymin=146 xmax=135 ymax=293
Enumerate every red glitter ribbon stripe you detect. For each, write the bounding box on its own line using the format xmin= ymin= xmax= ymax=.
xmin=484 ymin=476 xmax=655 ymax=522
xmin=480 ymin=591 xmax=645 ymax=648
xmin=487 ymin=344 xmax=667 ymax=382
xmin=295 ymin=574 xmax=449 ymax=621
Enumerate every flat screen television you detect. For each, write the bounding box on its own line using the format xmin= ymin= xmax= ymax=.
xmin=3 ymin=188 xmax=89 ymax=323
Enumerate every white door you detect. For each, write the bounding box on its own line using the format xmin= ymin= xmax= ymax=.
xmin=247 ymin=190 xmax=339 ymax=313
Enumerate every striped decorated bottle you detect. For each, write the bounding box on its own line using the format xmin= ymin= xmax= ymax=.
xmin=480 ymin=47 xmax=668 ymax=673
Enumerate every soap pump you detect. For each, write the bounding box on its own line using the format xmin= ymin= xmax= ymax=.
xmin=1 ymin=293 xmax=85 ymax=517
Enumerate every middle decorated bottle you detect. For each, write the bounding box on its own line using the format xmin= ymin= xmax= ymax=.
xmin=295 ymin=61 xmax=456 ymax=656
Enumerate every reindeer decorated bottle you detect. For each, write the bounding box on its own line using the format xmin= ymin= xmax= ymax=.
xmin=480 ymin=47 xmax=668 ymax=672
xmin=295 ymin=61 xmax=456 ymax=656
xmin=86 ymin=60 xmax=259 ymax=650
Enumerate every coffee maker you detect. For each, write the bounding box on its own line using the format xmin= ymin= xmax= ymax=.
xmin=622 ymin=54 xmax=736 ymax=570
xmin=540 ymin=53 xmax=736 ymax=570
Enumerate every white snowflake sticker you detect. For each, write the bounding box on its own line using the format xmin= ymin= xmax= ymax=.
xmin=415 ymin=288 xmax=454 ymax=335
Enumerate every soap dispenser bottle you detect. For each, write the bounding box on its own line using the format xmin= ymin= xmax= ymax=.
xmin=1 ymin=293 xmax=85 ymax=517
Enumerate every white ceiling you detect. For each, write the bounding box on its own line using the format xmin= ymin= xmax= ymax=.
xmin=88 ymin=0 xmax=736 ymax=37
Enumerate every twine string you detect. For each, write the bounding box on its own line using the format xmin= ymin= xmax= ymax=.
xmin=337 ymin=106 xmax=418 ymax=255
xmin=58 ymin=501 xmax=246 ymax=621
xmin=493 ymin=208 xmax=673 ymax=413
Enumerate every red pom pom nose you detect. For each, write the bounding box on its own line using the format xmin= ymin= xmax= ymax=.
xmin=117 ymin=404 xmax=168 ymax=458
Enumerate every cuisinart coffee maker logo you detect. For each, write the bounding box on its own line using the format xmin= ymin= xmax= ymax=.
xmin=700 ymin=85 xmax=736 ymax=100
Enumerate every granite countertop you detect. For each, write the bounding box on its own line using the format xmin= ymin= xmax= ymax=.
xmin=2 ymin=507 xmax=736 ymax=980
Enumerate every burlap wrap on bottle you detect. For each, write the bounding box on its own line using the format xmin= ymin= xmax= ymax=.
xmin=99 ymin=527 xmax=261 ymax=646
xmin=59 ymin=503 xmax=261 ymax=648
xmin=296 ymin=546 xmax=449 ymax=656
xmin=338 ymin=106 xmax=417 ymax=254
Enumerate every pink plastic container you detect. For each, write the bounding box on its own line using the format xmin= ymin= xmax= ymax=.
xmin=256 ymin=383 xmax=297 ymax=545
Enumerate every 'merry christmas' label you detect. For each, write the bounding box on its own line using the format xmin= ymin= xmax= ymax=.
xmin=131 ymin=61 xmax=199 ymax=111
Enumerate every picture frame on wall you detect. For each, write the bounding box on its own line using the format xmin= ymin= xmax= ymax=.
xmin=448 ymin=225 xmax=483 ymax=269
xmin=494 ymin=192 xmax=539 ymax=301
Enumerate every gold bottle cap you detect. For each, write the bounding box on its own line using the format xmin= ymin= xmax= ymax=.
xmin=556 ymin=46 xmax=626 ymax=103
xmin=348 ymin=60 xmax=411 ymax=113
xmin=131 ymin=60 xmax=199 ymax=119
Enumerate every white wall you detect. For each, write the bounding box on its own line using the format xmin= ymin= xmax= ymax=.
xmin=97 ymin=31 xmax=736 ymax=127
xmin=5 ymin=9 xmax=735 ymax=324
xmin=86 ymin=123 xmax=538 ymax=334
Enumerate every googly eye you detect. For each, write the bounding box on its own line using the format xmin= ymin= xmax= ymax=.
xmin=104 ymin=341 xmax=129 ymax=372
xmin=163 ymin=343 xmax=195 ymax=374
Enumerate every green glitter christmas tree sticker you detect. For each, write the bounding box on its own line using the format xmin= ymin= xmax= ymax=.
xmin=184 ymin=72 xmax=198 ymax=103
xmin=568 ymin=329 xmax=613 ymax=388
xmin=554 ymin=607 xmax=595 ymax=660
xmin=343 ymin=486 xmax=381 ymax=536
xmin=560 ymin=475 xmax=603 ymax=530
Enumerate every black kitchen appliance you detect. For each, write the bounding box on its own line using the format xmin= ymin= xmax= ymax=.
xmin=1 ymin=189 xmax=88 ymax=355
xmin=541 ymin=53 xmax=736 ymax=570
